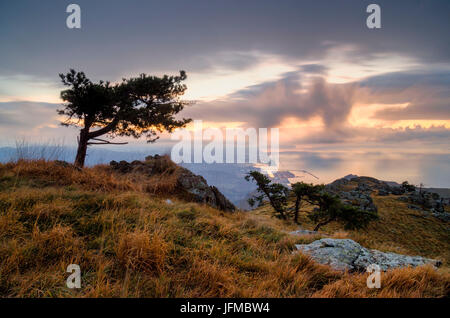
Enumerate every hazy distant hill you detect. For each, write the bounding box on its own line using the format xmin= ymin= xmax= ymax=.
xmin=0 ymin=147 xmax=15 ymax=162
xmin=2 ymin=147 xmax=449 ymax=204
xmin=423 ymin=188 xmax=450 ymax=199
xmin=0 ymin=146 xmax=153 ymax=165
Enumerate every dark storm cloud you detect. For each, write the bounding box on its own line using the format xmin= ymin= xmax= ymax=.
xmin=360 ymin=71 xmax=450 ymax=90
xmin=289 ymin=125 xmax=450 ymax=145
xmin=187 ymin=66 xmax=450 ymax=129
xmin=357 ymin=70 xmax=450 ymax=120
xmin=186 ymin=71 xmax=356 ymax=128
xmin=374 ymin=126 xmax=450 ymax=143
xmin=300 ymin=64 xmax=329 ymax=75
xmin=373 ymin=101 xmax=450 ymax=120
xmin=1 ymin=0 xmax=449 ymax=80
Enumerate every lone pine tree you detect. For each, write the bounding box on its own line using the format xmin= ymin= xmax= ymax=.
xmin=58 ymin=69 xmax=192 ymax=168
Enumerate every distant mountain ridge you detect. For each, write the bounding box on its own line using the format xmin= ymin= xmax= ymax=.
xmin=1 ymin=147 xmax=449 ymax=202
xmin=339 ymin=174 xmax=450 ymax=198
xmin=341 ymin=174 xmax=401 ymax=187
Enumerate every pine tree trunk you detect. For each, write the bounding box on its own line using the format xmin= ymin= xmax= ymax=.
xmin=261 ymin=188 xmax=286 ymax=220
xmin=294 ymin=196 xmax=300 ymax=224
xmin=313 ymin=218 xmax=333 ymax=232
xmin=74 ymin=130 xmax=89 ymax=168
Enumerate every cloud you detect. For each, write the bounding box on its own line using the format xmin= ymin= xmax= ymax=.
xmin=299 ymin=64 xmax=329 ymax=75
xmin=356 ymin=70 xmax=450 ymax=121
xmin=373 ymin=125 xmax=450 ymax=143
xmin=280 ymin=151 xmax=343 ymax=170
xmin=373 ymin=101 xmax=450 ymax=121
xmin=288 ymin=125 xmax=450 ymax=146
xmin=0 ymin=113 xmax=21 ymax=126
xmin=1 ymin=1 xmax=449 ymax=81
xmin=185 ymin=71 xmax=356 ymax=128
xmin=186 ymin=65 xmax=450 ymax=139
xmin=0 ymin=101 xmax=70 ymax=140
xmin=186 ymin=51 xmax=264 ymax=73
xmin=360 ymin=70 xmax=450 ymax=90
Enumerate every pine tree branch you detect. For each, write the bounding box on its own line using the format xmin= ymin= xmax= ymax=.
xmin=88 ymin=118 xmax=119 ymax=139
xmin=87 ymin=138 xmax=128 ymax=145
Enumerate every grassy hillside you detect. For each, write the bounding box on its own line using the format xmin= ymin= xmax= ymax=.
xmin=254 ymin=196 xmax=450 ymax=268
xmin=0 ymin=160 xmax=449 ymax=297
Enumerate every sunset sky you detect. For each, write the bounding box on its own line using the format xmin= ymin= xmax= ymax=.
xmin=0 ymin=0 xmax=449 ymax=186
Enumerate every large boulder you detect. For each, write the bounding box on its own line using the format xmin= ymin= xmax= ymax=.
xmin=296 ymin=238 xmax=441 ymax=272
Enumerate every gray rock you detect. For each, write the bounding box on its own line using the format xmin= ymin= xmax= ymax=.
xmin=296 ymin=238 xmax=441 ymax=272
xmin=296 ymin=239 xmax=363 ymax=271
xmin=401 ymin=190 xmax=449 ymax=221
xmin=353 ymin=248 xmax=441 ymax=271
xmin=54 ymin=160 xmax=82 ymax=171
xmin=432 ymin=211 xmax=450 ymax=222
xmin=330 ymin=190 xmax=378 ymax=213
xmin=176 ymin=170 xmax=235 ymax=211
xmin=408 ymin=204 xmax=422 ymax=211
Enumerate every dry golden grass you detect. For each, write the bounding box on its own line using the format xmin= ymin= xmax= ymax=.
xmin=312 ymin=265 xmax=450 ymax=298
xmin=1 ymin=157 xmax=182 ymax=195
xmin=256 ymin=193 xmax=450 ymax=266
xmin=116 ymin=230 xmax=168 ymax=274
xmin=0 ymin=160 xmax=449 ymax=298
xmin=1 ymin=159 xmax=133 ymax=191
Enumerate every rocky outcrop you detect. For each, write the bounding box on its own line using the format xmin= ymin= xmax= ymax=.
xmin=296 ymin=238 xmax=441 ymax=272
xmin=405 ymin=191 xmax=446 ymax=212
xmin=326 ymin=175 xmax=450 ymax=220
xmin=328 ymin=175 xmax=402 ymax=196
xmin=110 ymin=156 xmax=235 ymax=212
xmin=210 ymin=186 xmax=236 ymax=212
xmin=333 ymin=189 xmax=378 ymax=213
xmin=54 ymin=160 xmax=82 ymax=171
xmin=326 ymin=178 xmax=378 ymax=213
xmin=398 ymin=191 xmax=449 ymax=222
xmin=176 ymin=167 xmax=236 ymax=212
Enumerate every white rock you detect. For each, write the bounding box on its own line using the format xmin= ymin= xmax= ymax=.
xmin=295 ymin=238 xmax=441 ymax=272
xmin=290 ymin=229 xmax=319 ymax=236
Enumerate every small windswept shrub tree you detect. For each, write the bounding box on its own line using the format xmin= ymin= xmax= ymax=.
xmin=308 ymin=193 xmax=378 ymax=231
xmin=245 ymin=173 xmax=378 ymax=230
xmin=401 ymin=181 xmax=416 ymax=193
xmin=245 ymin=171 xmax=289 ymax=220
xmin=291 ymin=182 xmax=324 ymax=224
